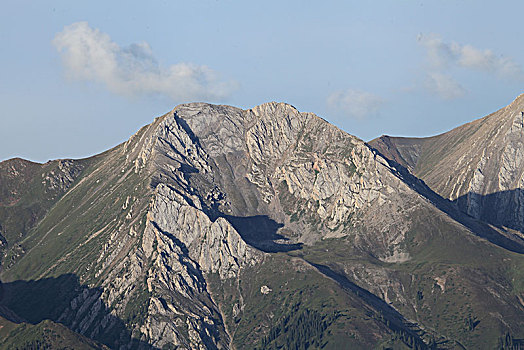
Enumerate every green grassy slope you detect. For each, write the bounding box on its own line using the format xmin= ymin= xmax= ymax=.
xmin=208 ymin=253 xmax=416 ymax=349
xmin=0 ymin=316 xmax=108 ymax=349
xmin=0 ymin=158 xmax=87 ymax=267
xmin=298 ymin=205 xmax=524 ymax=349
xmin=0 ymin=144 xmax=150 ymax=283
xmin=0 ymin=119 xmax=163 ymax=348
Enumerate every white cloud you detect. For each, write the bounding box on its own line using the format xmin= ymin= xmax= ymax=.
xmin=425 ymin=72 xmax=466 ymax=100
xmin=53 ymin=22 xmax=237 ymax=101
xmin=417 ymin=33 xmax=524 ymax=80
xmin=417 ymin=33 xmax=457 ymax=68
xmin=327 ymin=89 xmax=384 ymax=119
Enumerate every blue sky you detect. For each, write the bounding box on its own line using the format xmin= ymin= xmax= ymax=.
xmin=1 ymin=0 xmax=524 ymax=162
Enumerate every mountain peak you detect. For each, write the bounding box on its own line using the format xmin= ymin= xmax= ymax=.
xmin=506 ymin=92 xmax=524 ymax=115
xmin=512 ymin=92 xmax=524 ymax=103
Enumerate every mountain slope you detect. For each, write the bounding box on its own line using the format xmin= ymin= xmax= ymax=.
xmin=0 ymin=101 xmax=523 ymax=349
xmin=0 ymin=157 xmax=86 ymax=266
xmin=370 ymin=94 xmax=524 ymax=238
xmin=0 ymin=315 xmax=108 ymax=349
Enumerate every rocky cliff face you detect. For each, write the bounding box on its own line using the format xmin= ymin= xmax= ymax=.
xmin=1 ymin=100 xmax=524 ymax=349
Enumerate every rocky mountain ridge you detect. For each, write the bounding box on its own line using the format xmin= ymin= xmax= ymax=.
xmin=0 ymin=99 xmax=523 ymax=349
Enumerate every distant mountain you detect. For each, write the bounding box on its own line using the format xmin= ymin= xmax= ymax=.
xmin=370 ymin=94 xmax=524 ymax=240
xmin=0 ymin=100 xmax=523 ymax=349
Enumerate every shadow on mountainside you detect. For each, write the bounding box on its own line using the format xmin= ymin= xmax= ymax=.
xmin=306 ymin=261 xmax=430 ymax=349
xmin=454 ymin=189 xmax=524 ymax=235
xmin=0 ymin=274 xmax=158 ymax=349
xmin=223 ymin=215 xmax=303 ymax=253
xmin=368 ymin=146 xmax=524 ymax=255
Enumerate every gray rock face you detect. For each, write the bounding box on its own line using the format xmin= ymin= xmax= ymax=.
xmin=145 ymin=182 xmax=259 ymax=281
xmin=150 ymin=102 xmax=453 ymax=263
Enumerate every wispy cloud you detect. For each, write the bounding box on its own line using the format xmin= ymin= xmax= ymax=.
xmin=53 ymin=22 xmax=237 ymax=101
xmin=416 ymin=34 xmax=524 ymax=100
xmin=417 ymin=33 xmax=524 ymax=80
xmin=425 ymin=72 xmax=466 ymax=100
xmin=327 ymin=89 xmax=384 ymax=119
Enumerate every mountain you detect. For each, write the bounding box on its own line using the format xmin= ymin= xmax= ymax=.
xmin=0 ymin=101 xmax=523 ymax=349
xmin=370 ymin=94 xmax=524 ymax=241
